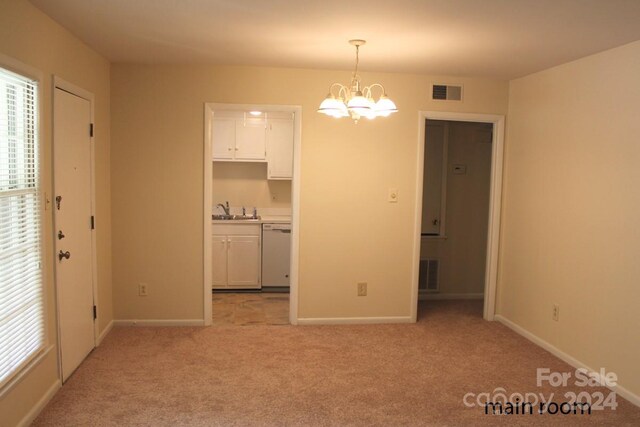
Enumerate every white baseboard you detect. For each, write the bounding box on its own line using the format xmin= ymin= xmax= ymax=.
xmin=113 ymin=319 xmax=205 ymax=327
xmin=17 ymin=379 xmax=61 ymax=427
xmin=495 ymin=314 xmax=640 ymax=408
xmin=297 ymin=316 xmax=413 ymax=325
xmin=419 ymin=292 xmax=484 ymax=300
xmin=96 ymin=320 xmax=113 ymax=346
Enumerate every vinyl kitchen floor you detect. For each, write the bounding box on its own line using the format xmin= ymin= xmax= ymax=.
xmin=212 ymin=292 xmax=289 ymax=326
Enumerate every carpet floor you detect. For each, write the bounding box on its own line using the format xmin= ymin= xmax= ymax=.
xmin=33 ymin=301 xmax=640 ymax=426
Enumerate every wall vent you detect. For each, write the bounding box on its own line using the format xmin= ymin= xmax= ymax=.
xmin=432 ymin=84 xmax=463 ymax=101
xmin=419 ymin=259 xmax=439 ymax=291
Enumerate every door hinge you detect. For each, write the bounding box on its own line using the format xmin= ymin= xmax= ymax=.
xmin=90 ymin=123 xmax=94 ymax=137
xmin=93 ymin=305 xmax=97 ymax=320
xmin=91 ymin=215 xmax=95 ymax=230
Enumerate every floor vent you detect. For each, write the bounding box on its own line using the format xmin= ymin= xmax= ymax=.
xmin=432 ymin=84 xmax=463 ymax=101
xmin=419 ymin=259 xmax=439 ymax=291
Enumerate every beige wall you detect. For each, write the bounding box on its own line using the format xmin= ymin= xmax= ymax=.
xmin=421 ymin=121 xmax=492 ymax=295
xmin=0 ymin=0 xmax=112 ymax=425
xmin=111 ymin=63 xmax=508 ymax=321
xmin=212 ymin=162 xmax=291 ymax=211
xmin=498 ymin=40 xmax=640 ymax=398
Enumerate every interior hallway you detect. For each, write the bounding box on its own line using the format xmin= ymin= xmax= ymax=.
xmin=33 ymin=301 xmax=640 ymax=426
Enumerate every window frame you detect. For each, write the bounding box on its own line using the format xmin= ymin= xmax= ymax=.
xmin=0 ymin=53 xmax=50 ymax=397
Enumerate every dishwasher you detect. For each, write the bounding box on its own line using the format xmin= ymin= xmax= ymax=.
xmin=261 ymin=223 xmax=291 ymax=288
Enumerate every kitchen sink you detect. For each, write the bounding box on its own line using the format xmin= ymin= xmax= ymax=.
xmin=212 ymin=214 xmax=261 ymax=221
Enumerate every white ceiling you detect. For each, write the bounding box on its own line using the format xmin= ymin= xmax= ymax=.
xmin=30 ymin=0 xmax=640 ymax=79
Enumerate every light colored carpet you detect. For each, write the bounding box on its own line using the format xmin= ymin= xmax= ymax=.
xmin=33 ymin=301 xmax=640 ymax=426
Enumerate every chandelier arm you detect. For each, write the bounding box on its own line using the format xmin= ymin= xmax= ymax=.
xmin=329 ymin=82 xmax=347 ymax=99
xmin=364 ymin=83 xmax=386 ymax=99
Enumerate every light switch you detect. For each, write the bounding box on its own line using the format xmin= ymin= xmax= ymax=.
xmin=388 ymin=188 xmax=398 ymax=203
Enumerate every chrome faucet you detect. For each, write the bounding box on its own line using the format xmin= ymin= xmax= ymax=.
xmin=216 ymin=201 xmax=230 ymax=216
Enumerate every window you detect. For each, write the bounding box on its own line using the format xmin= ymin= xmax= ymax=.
xmin=0 ymin=66 xmax=44 ymax=388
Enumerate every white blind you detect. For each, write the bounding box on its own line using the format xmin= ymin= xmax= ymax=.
xmin=0 ymin=66 xmax=44 ymax=388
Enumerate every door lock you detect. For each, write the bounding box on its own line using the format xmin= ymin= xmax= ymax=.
xmin=58 ymin=250 xmax=71 ymax=261
xmin=58 ymin=230 xmax=65 ymax=240
xmin=55 ymin=195 xmax=62 ymax=210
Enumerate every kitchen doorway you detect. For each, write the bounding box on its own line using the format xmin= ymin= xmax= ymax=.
xmin=412 ymin=112 xmax=504 ymax=321
xmin=203 ymin=104 xmax=302 ymax=326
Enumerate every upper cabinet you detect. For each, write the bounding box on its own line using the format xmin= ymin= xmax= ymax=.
xmin=211 ymin=117 xmax=235 ymax=159
xmin=212 ymin=113 xmax=266 ymax=161
xmin=235 ymin=117 xmax=267 ymax=160
xmin=266 ymin=118 xmax=294 ymax=180
xmin=208 ymin=109 xmax=295 ymax=180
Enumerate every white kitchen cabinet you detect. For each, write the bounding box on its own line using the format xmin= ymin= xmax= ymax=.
xmin=235 ymin=118 xmax=266 ymax=160
xmin=211 ymin=235 xmax=228 ymax=288
xmin=227 ymin=236 xmax=261 ymax=287
xmin=266 ymin=118 xmax=294 ymax=180
xmin=211 ymin=117 xmax=235 ymax=160
xmin=211 ymin=224 xmax=261 ymax=289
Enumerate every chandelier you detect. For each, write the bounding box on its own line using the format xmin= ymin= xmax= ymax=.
xmin=317 ymin=40 xmax=398 ymax=123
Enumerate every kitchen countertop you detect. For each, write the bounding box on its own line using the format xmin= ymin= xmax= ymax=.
xmin=212 ymin=215 xmax=291 ymax=225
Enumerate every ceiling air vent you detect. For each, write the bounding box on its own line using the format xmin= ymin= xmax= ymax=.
xmin=432 ymin=84 xmax=463 ymax=101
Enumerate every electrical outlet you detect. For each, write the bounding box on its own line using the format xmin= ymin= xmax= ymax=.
xmin=139 ymin=283 xmax=148 ymax=297
xmin=552 ymin=304 xmax=559 ymax=321
xmin=357 ymin=282 xmax=367 ymax=296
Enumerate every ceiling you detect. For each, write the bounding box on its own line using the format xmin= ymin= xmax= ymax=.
xmin=30 ymin=0 xmax=640 ymax=79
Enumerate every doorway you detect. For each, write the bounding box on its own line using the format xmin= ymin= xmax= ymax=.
xmin=52 ymin=77 xmax=97 ymax=381
xmin=203 ymin=104 xmax=302 ymax=326
xmin=412 ymin=112 xmax=505 ymax=321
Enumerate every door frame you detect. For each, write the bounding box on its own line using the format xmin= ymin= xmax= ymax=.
xmin=203 ymin=103 xmax=302 ymax=326
xmin=411 ymin=111 xmax=505 ymax=321
xmin=52 ymin=76 xmax=98 ymax=365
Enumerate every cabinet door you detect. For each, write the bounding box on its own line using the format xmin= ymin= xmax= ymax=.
xmin=235 ymin=118 xmax=266 ymax=160
xmin=212 ymin=118 xmax=235 ymax=160
xmin=227 ymin=235 xmax=261 ymax=288
xmin=211 ymin=235 xmax=228 ymax=288
xmin=266 ymin=118 xmax=294 ymax=180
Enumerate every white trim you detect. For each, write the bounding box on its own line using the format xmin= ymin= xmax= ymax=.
xmin=495 ymin=315 xmax=640 ymax=408
xmin=203 ymin=103 xmax=302 ymax=326
xmin=0 ymin=345 xmax=54 ymax=399
xmin=297 ymin=316 xmax=413 ymax=325
xmin=0 ymin=53 xmax=43 ymax=82
xmin=113 ymin=319 xmax=205 ymax=327
xmin=96 ymin=320 xmax=113 ymax=346
xmin=16 ymin=378 xmax=61 ymax=427
xmin=52 ymin=77 xmax=99 ymax=382
xmin=412 ymin=111 xmax=505 ymax=322
xmin=203 ymin=105 xmax=213 ymax=326
xmin=419 ymin=293 xmax=484 ymax=300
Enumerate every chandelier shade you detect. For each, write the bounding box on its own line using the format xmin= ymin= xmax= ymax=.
xmin=317 ymin=40 xmax=398 ymax=123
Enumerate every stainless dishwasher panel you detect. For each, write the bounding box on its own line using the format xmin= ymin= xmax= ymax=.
xmin=261 ymin=223 xmax=291 ymax=287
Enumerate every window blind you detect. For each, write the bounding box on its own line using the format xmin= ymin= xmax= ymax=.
xmin=0 ymin=66 xmax=44 ymax=388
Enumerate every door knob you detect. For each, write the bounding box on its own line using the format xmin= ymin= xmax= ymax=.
xmin=58 ymin=250 xmax=71 ymax=261
xmin=58 ymin=230 xmax=65 ymax=240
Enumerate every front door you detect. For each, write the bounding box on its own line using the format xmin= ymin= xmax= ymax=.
xmin=53 ymin=86 xmax=95 ymax=382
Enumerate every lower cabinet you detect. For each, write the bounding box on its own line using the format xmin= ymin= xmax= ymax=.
xmin=212 ymin=223 xmax=261 ymax=289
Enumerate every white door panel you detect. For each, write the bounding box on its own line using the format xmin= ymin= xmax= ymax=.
xmin=211 ymin=235 xmax=228 ymax=288
xmin=53 ymin=88 xmax=94 ymax=382
xmin=227 ymin=235 xmax=260 ymax=288
xmin=235 ymin=118 xmax=266 ymax=160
